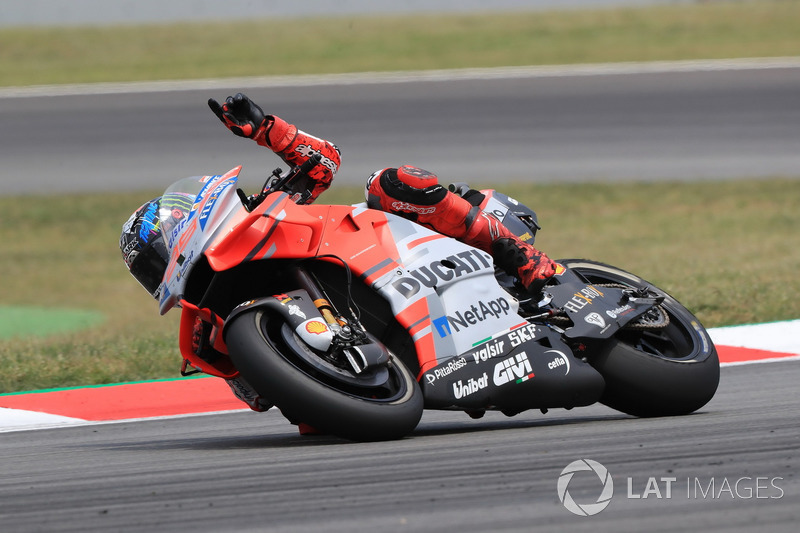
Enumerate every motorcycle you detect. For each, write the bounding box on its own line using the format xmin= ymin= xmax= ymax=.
xmin=151 ymin=154 xmax=719 ymax=441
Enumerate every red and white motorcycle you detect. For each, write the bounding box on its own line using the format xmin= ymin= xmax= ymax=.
xmin=150 ymin=154 xmax=719 ymax=441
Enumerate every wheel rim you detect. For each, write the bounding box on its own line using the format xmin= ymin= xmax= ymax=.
xmin=258 ymin=312 xmax=414 ymax=403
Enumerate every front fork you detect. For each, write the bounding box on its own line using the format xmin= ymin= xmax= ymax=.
xmin=293 ymin=266 xmax=366 ymax=344
xmin=294 ymin=268 xmax=344 ymax=332
xmin=293 ymin=265 xmax=388 ymax=374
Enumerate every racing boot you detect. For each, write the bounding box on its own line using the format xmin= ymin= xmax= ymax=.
xmin=463 ymin=210 xmax=558 ymax=295
xmin=491 ymin=235 xmax=557 ymax=295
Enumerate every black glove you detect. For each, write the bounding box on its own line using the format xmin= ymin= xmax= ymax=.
xmin=208 ymin=93 xmax=267 ymax=139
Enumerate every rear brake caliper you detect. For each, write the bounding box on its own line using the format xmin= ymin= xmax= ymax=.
xmin=620 ymin=287 xmax=670 ymax=330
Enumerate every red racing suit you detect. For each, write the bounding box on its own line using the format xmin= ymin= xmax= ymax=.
xmin=258 ymin=118 xmax=556 ymax=291
xmin=201 ymin=112 xmax=557 ymax=413
xmin=253 ymin=115 xmax=342 ymax=204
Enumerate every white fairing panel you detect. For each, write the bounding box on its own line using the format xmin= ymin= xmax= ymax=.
xmin=371 ymin=214 xmax=521 ymax=358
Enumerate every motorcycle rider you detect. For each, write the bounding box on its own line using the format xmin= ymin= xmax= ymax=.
xmin=207 ymin=93 xmax=557 ymax=293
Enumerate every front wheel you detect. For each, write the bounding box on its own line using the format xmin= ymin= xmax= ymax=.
xmin=559 ymin=259 xmax=720 ymax=417
xmin=225 ymin=309 xmax=423 ymax=441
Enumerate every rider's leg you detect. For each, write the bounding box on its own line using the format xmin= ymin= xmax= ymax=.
xmin=365 ymin=166 xmax=556 ymax=292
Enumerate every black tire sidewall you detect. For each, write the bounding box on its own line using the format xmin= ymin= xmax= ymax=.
xmin=225 ymin=309 xmax=423 ymax=441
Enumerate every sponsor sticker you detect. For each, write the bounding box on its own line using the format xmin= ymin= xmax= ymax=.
xmin=288 ymin=304 xmax=306 ymax=319
xmin=425 ymin=357 xmax=468 ymax=385
xmin=305 ymin=320 xmax=329 ymax=335
xmin=545 ymin=349 xmax=571 ymax=375
xmin=469 ymin=338 xmax=506 ymax=363
xmin=493 ymin=351 xmax=534 ymax=386
xmin=452 ymin=372 xmax=489 ymax=399
xmin=585 ymin=312 xmax=606 ymax=328
xmin=433 ymin=297 xmax=512 ymax=338
xmin=606 ymin=304 xmax=634 ymax=319
xmin=563 ymin=286 xmax=605 ymax=313
xmin=391 ymin=249 xmax=494 ymax=299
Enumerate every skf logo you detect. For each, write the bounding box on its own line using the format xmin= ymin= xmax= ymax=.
xmin=493 ymin=352 xmax=534 ymax=385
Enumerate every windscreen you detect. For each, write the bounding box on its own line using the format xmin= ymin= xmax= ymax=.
xmin=158 ymin=176 xmax=204 ymax=252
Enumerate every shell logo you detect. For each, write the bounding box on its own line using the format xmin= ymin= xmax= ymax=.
xmin=553 ymin=263 xmax=566 ymax=276
xmin=305 ymin=321 xmax=329 ymax=335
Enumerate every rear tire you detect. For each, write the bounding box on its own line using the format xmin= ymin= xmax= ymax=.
xmin=560 ymin=259 xmax=719 ymax=417
xmin=225 ymin=309 xmax=423 ymax=441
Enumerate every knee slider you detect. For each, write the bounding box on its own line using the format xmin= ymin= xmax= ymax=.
xmin=381 ymin=168 xmax=447 ymax=206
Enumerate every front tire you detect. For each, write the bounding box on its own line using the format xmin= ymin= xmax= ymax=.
xmin=559 ymin=259 xmax=719 ymax=417
xmin=225 ymin=309 xmax=423 ymax=441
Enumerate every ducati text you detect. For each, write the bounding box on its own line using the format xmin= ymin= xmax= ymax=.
xmin=391 ymin=249 xmax=493 ymax=299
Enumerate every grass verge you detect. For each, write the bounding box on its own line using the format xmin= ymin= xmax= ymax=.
xmin=1 ymin=178 xmax=799 ymax=392
xmin=1 ymin=1 xmax=799 ymax=86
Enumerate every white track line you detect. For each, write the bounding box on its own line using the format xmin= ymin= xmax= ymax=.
xmin=0 ymin=407 xmax=250 ymax=434
xmin=2 ymin=57 xmax=799 ymax=99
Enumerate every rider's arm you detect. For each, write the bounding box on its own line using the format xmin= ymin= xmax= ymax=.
xmin=260 ymin=116 xmax=341 ymax=204
xmin=209 ymin=93 xmax=341 ymax=204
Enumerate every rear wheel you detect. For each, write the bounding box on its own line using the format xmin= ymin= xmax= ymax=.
xmin=559 ymin=259 xmax=719 ymax=417
xmin=225 ymin=309 xmax=423 ymax=441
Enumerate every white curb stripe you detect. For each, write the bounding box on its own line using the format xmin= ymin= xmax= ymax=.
xmin=708 ymin=319 xmax=800 ymax=356
xmin=0 ymin=407 xmax=86 ymax=432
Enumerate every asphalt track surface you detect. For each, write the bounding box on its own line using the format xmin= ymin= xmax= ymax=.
xmin=2 ymin=62 xmax=800 ymax=196
xmin=1 ymin=65 xmax=799 ymax=531
xmin=0 ymin=361 xmax=796 ymax=532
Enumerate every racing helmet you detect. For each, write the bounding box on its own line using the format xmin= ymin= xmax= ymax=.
xmin=119 ymin=193 xmax=193 ymax=298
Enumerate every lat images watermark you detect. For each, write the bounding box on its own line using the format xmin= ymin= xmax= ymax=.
xmin=557 ymin=459 xmax=614 ymax=516
xmin=557 ymin=459 xmax=785 ymax=516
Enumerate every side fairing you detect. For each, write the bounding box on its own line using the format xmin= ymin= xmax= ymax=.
xmin=348 ymin=208 xmax=522 ymax=374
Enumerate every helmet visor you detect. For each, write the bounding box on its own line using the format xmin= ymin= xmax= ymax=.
xmin=128 ymin=238 xmax=169 ymax=297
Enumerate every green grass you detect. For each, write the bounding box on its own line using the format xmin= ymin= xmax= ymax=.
xmin=1 ymin=179 xmax=799 ymax=393
xmin=0 ymin=306 xmax=105 ymax=339
xmin=1 ymin=1 xmax=799 ymax=86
